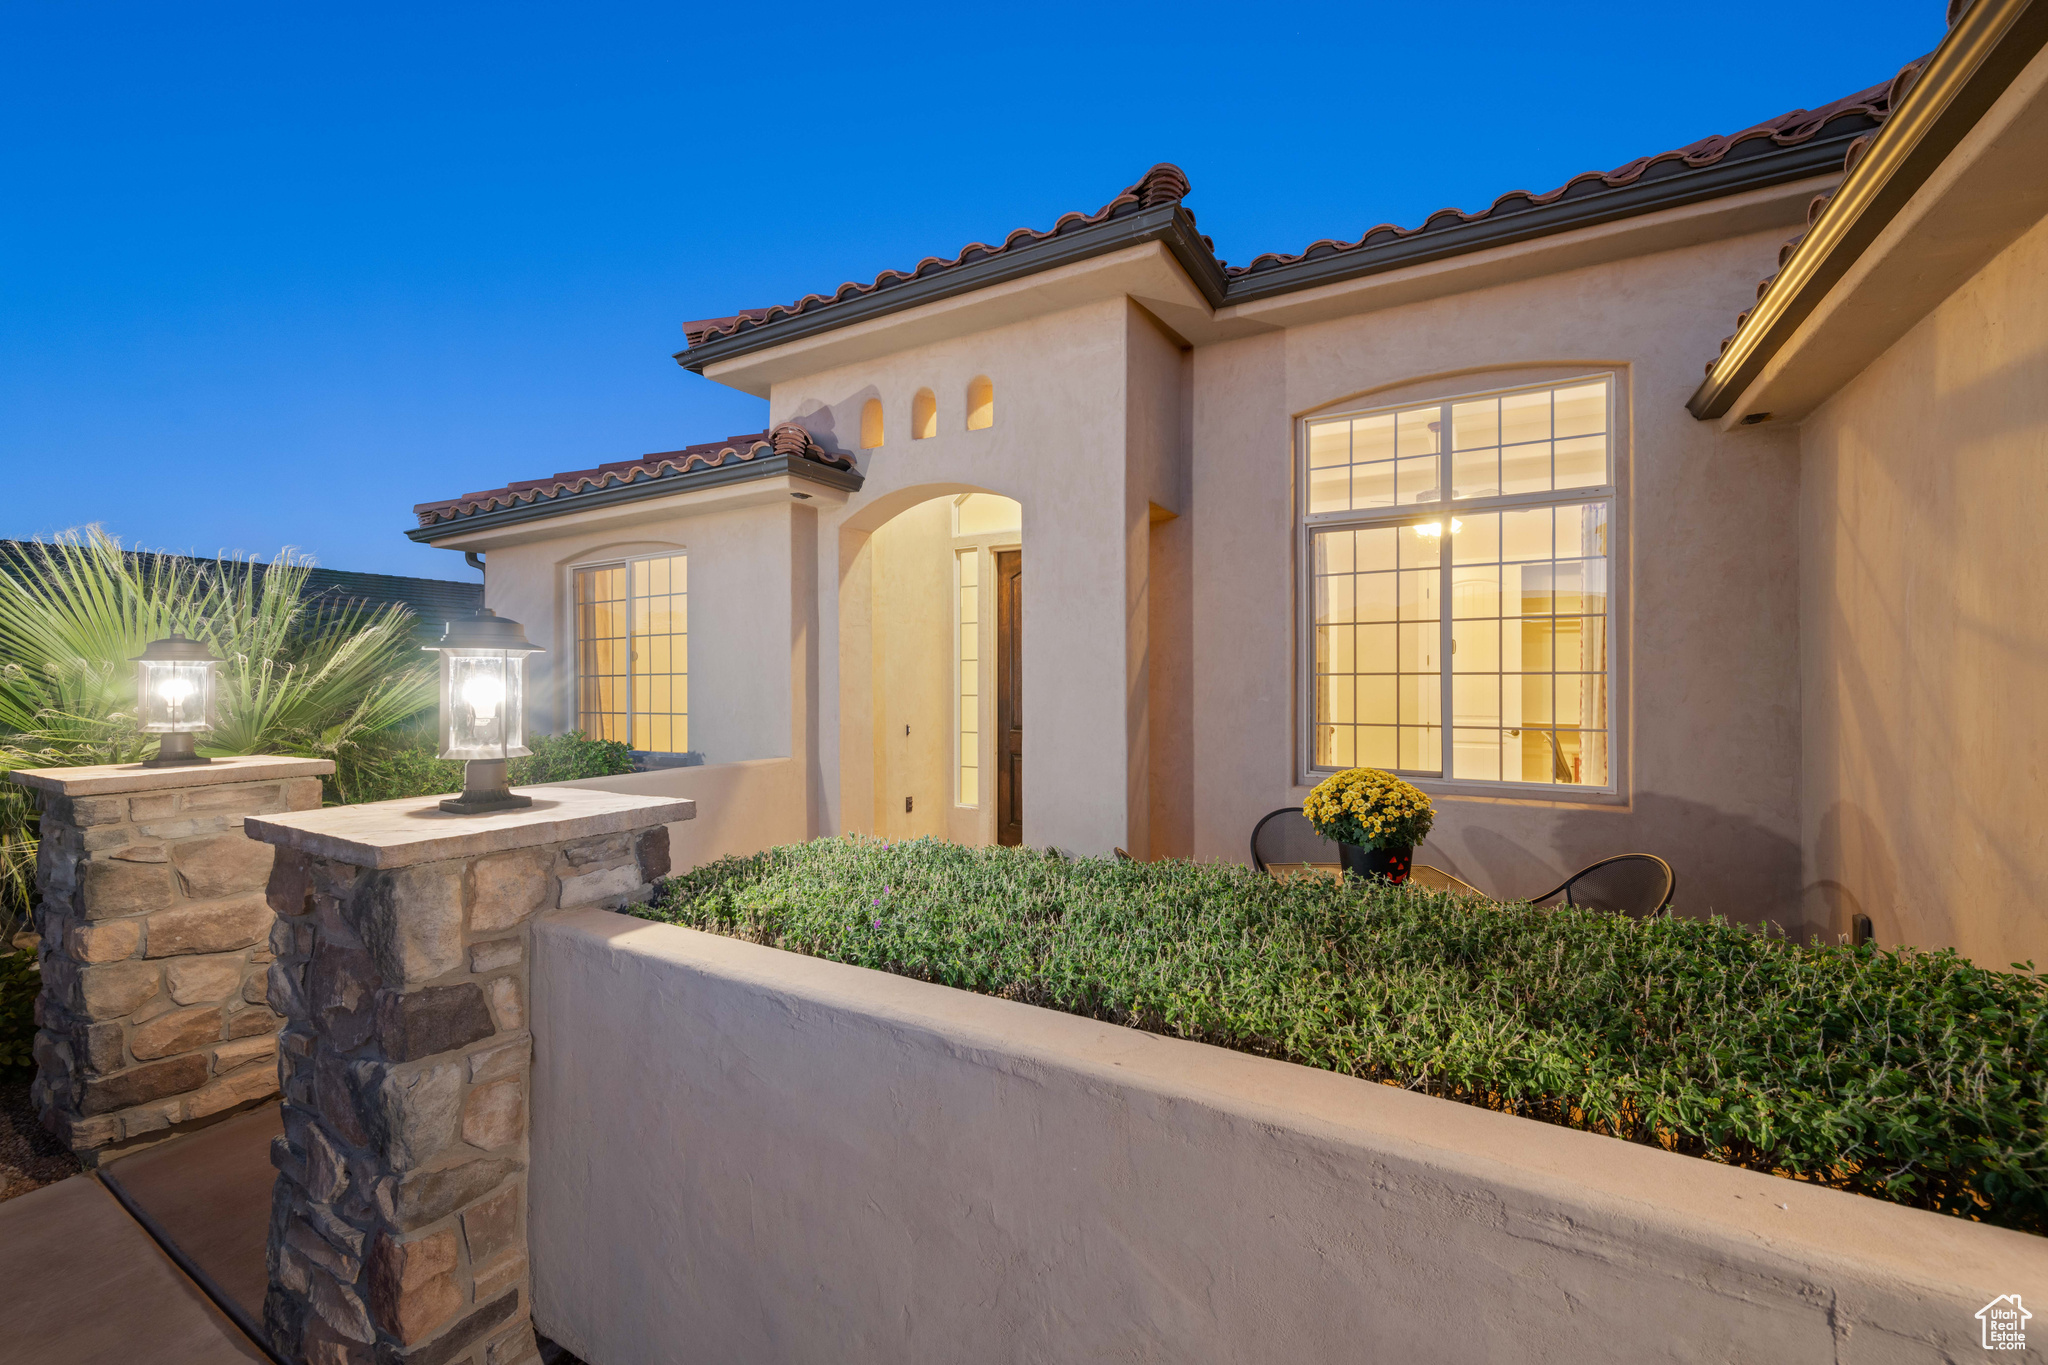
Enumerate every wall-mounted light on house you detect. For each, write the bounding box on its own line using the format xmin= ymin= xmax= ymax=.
xmin=134 ymin=633 xmax=221 ymax=768
xmin=426 ymin=609 xmax=545 ymax=814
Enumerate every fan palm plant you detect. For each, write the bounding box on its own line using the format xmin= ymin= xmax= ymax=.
xmin=0 ymin=529 xmax=438 ymax=941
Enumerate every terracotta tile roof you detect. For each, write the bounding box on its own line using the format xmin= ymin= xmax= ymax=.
xmin=1703 ymin=55 xmax=1935 ymax=377
xmin=1229 ymin=78 xmax=1908 ymax=280
xmin=677 ymin=165 xmax=1201 ymax=347
xmin=676 ymin=79 xmax=1906 ymax=359
xmin=412 ymin=423 xmax=853 ymax=529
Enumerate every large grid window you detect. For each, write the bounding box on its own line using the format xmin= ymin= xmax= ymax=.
xmin=574 ymin=553 xmax=688 ymax=753
xmin=956 ymin=549 xmax=980 ymax=806
xmin=1305 ymin=377 xmax=1613 ymax=788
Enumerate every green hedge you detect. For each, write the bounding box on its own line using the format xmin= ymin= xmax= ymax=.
xmin=641 ymin=836 xmax=2048 ymax=1233
xmin=336 ymin=730 xmax=635 ymax=804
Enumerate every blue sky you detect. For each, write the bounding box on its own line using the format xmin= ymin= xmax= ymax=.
xmin=1 ymin=1 xmax=1944 ymax=578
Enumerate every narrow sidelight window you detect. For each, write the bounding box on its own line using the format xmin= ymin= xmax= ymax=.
xmin=1303 ymin=377 xmax=1614 ymax=789
xmin=957 ymin=549 xmax=980 ymax=805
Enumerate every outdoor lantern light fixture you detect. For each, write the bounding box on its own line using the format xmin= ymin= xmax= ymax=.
xmin=427 ymin=609 xmax=545 ymax=814
xmin=133 ymin=633 xmax=222 ymax=767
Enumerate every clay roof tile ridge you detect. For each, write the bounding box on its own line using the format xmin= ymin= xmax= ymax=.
xmin=1227 ymin=75 xmax=1908 ymax=279
xmin=680 ymin=164 xmax=1192 ymax=347
xmin=412 ymin=423 xmax=847 ymax=527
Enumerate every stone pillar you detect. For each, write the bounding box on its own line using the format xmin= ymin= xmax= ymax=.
xmin=245 ymin=787 xmax=692 ymax=1365
xmin=9 ymin=756 xmax=335 ymax=1161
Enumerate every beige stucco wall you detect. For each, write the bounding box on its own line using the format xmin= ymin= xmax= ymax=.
xmin=783 ymin=297 xmax=1160 ymax=855
xmin=1798 ymin=211 xmax=2048 ymax=964
xmin=1190 ymin=228 xmax=1810 ymax=925
xmin=479 ymin=500 xmax=800 ymax=764
xmin=530 ymin=911 xmax=2047 ymax=1364
xmin=463 ymin=202 xmax=1823 ymax=912
xmin=865 ymin=496 xmax=954 ymax=841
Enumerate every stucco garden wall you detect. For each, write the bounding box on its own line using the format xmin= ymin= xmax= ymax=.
xmin=1798 ymin=211 xmax=2048 ymax=966
xmin=1189 ymin=225 xmax=1812 ymax=929
xmin=529 ymin=910 xmax=2046 ymax=1364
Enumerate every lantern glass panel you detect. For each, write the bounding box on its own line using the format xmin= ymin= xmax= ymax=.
xmin=438 ymin=649 xmax=531 ymax=760
xmin=136 ymin=659 xmax=216 ymax=733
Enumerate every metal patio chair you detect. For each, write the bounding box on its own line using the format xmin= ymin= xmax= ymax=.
xmin=1527 ymin=854 xmax=1676 ymax=916
xmin=1249 ymin=807 xmax=1340 ymax=875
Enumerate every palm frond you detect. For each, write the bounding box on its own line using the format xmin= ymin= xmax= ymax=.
xmin=0 ymin=529 xmax=438 ymax=927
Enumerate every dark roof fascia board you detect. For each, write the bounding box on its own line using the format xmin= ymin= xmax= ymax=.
xmin=1220 ymin=131 xmax=1867 ymax=306
xmin=406 ymin=453 xmax=866 ymax=543
xmin=1689 ymin=0 xmax=2048 ymax=420
xmin=675 ymin=204 xmax=1220 ymax=374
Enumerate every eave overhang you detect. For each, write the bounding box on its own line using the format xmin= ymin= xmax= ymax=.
xmin=675 ymin=205 xmax=1226 ymax=375
xmin=1689 ymin=0 xmax=2048 ymax=421
xmin=406 ymin=453 xmax=865 ymax=545
xmin=676 ymin=125 xmax=1885 ymax=380
xmin=1222 ymin=128 xmax=1869 ymax=306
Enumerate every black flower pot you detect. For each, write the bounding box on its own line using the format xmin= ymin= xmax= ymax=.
xmin=1340 ymin=842 xmax=1413 ymax=884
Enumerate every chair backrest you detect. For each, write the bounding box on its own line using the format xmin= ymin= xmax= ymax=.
xmin=1250 ymin=808 xmax=1339 ymax=873
xmin=1531 ymin=854 xmax=1676 ymax=916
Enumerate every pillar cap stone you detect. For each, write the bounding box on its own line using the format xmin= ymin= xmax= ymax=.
xmin=8 ymin=754 xmax=335 ymax=796
xmin=244 ymin=788 xmax=694 ymax=869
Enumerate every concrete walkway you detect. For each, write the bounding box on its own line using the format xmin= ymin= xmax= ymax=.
xmin=1 ymin=1101 xmax=585 ymax=1365
xmin=98 ymin=1104 xmax=283 ymax=1342
xmin=0 ymin=1172 xmax=268 ymax=1364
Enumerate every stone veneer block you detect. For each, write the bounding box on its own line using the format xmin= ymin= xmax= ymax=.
xmin=244 ymin=786 xmax=688 ymax=1365
xmin=9 ymin=755 xmax=333 ymax=1161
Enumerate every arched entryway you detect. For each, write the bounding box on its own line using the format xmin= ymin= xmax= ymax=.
xmin=838 ymin=488 xmax=1023 ymax=846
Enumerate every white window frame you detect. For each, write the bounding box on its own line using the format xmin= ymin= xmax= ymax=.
xmin=1296 ymin=372 xmax=1625 ymax=799
xmin=570 ymin=549 xmax=689 ymax=756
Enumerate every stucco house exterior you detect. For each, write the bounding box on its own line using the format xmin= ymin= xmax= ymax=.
xmin=409 ymin=4 xmax=2048 ymax=967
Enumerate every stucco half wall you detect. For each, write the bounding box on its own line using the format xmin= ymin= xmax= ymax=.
xmin=528 ymin=911 xmax=2045 ymax=1365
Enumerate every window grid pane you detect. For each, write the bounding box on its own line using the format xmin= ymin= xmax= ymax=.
xmin=1447 ymin=503 xmax=1609 ymax=786
xmin=1312 ymin=526 xmax=1441 ymax=777
xmin=579 ymin=554 xmax=688 ymax=756
xmin=1308 ymin=377 xmax=1614 ymax=788
xmin=574 ymin=565 xmax=628 ymax=744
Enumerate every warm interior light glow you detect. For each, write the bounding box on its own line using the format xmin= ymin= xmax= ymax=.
xmin=966 ymin=376 xmax=994 ymax=431
xmin=1413 ymin=519 xmax=1465 ymax=537
xmin=462 ymin=673 xmax=505 ymax=723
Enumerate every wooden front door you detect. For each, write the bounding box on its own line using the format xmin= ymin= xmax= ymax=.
xmin=995 ymin=549 xmax=1022 ymax=846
